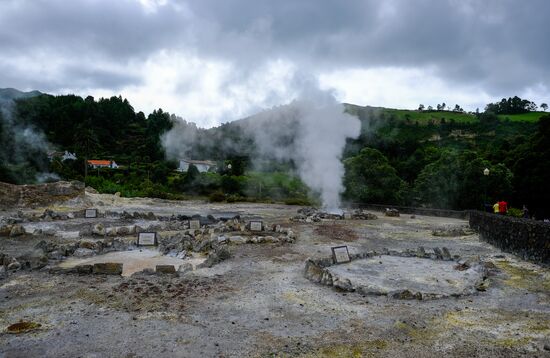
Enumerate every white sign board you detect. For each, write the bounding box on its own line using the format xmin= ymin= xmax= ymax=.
xmin=250 ymin=221 xmax=263 ymax=232
xmin=137 ymin=232 xmax=157 ymax=246
xmin=331 ymin=246 xmax=351 ymax=264
xmin=189 ymin=220 xmax=201 ymax=230
xmin=85 ymin=209 xmax=98 ymax=218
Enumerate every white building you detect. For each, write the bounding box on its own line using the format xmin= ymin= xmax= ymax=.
xmin=48 ymin=150 xmax=77 ymax=161
xmin=178 ymin=159 xmax=216 ymax=173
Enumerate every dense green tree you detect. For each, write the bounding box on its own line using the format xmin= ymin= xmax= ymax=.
xmin=485 ymin=96 xmax=537 ymax=114
xmin=507 ymin=115 xmax=550 ymax=218
xmin=145 ymin=109 xmax=173 ymax=161
xmin=413 ymin=150 xmax=513 ymax=210
xmin=343 ymin=148 xmax=407 ymax=204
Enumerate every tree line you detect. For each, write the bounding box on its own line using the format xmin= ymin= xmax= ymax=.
xmin=1 ymin=93 xmax=549 ymax=219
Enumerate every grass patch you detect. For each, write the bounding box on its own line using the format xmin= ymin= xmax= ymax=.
xmin=498 ymin=112 xmax=547 ymax=122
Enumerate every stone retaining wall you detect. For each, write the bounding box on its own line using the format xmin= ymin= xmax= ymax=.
xmin=469 ymin=211 xmax=550 ymax=265
xmin=0 ymin=181 xmax=85 ymax=209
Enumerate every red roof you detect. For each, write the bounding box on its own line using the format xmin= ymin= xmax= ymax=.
xmin=88 ymin=160 xmax=111 ymax=165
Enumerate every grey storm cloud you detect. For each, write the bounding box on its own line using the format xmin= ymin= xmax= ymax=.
xmin=0 ymin=0 xmax=548 ymax=99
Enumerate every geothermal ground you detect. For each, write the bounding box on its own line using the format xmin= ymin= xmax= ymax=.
xmin=1 ymin=190 xmax=549 ymax=357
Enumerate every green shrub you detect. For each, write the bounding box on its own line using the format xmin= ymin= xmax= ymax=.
xmin=226 ymin=194 xmax=246 ymax=203
xmin=284 ymin=197 xmax=312 ymax=206
xmin=209 ymin=191 xmax=226 ymax=202
xmin=507 ymin=207 xmax=523 ymax=218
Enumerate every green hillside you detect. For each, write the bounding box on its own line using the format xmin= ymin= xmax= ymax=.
xmin=345 ymin=104 xmax=478 ymax=124
xmin=0 ymin=88 xmax=42 ymax=103
xmin=1 ymin=90 xmax=549 ymax=218
xmin=498 ymin=111 xmax=548 ymax=122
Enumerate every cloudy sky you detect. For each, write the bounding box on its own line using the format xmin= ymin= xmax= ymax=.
xmin=0 ymin=0 xmax=548 ymax=127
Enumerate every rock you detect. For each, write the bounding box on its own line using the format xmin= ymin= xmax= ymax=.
xmin=42 ymin=228 xmax=56 ymax=236
xmin=92 ymin=223 xmax=105 ymax=236
xmin=384 ymin=208 xmax=400 ymax=217
xmin=217 ymin=236 xmax=228 ymax=245
xmin=156 ymin=265 xmax=177 ymax=274
xmin=47 ymin=251 xmax=64 ymax=260
xmin=333 ymin=278 xmax=353 ymax=291
xmin=116 ymin=226 xmax=130 ymax=236
xmin=475 ymin=280 xmax=489 ymax=292
xmin=352 ymin=211 xmax=378 ymax=220
xmin=441 ymin=247 xmax=452 ymax=260
xmin=17 ymin=250 xmax=48 ymax=269
xmin=9 ymin=225 xmax=26 ymax=237
xmin=198 ymin=245 xmax=231 ymax=268
xmin=416 ymin=246 xmax=426 ymax=257
xmin=454 ymin=262 xmax=470 ymax=271
xmin=193 ymin=238 xmax=212 ymax=252
xmin=543 ymin=343 xmax=550 ymax=351
xmin=0 ymin=225 xmax=13 ymax=236
xmin=105 ymin=227 xmax=117 ymax=237
xmin=304 ymin=259 xmax=324 ymax=283
xmin=35 ymin=240 xmax=56 ymax=253
xmin=92 ymin=263 xmax=123 ymax=275
xmin=393 ymin=290 xmax=422 ymax=300
xmin=432 ymin=226 xmax=474 ymax=237
xmin=79 ymin=241 xmax=97 ymax=250
xmin=433 ymin=247 xmax=443 ymax=260
xmin=85 ymin=186 xmax=99 ymax=194
xmin=178 ymin=263 xmax=193 ymax=275
xmin=7 ymin=260 xmax=21 ymax=271
xmin=73 ymin=248 xmax=95 ymax=258
xmin=216 ymin=245 xmax=231 ymax=261
xmin=145 ymin=212 xmax=156 ymax=220
xmin=229 ymin=236 xmax=247 ymax=245
xmin=263 ymin=236 xmax=280 ymax=244
xmin=76 ymin=264 xmax=93 ymax=274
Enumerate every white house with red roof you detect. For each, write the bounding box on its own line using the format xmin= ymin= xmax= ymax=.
xmin=87 ymin=160 xmax=119 ymax=169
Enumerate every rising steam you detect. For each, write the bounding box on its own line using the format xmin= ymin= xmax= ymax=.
xmin=245 ymin=89 xmax=360 ymax=211
xmin=162 ymin=84 xmax=361 ymax=210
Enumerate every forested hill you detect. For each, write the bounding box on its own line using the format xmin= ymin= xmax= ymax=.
xmin=1 ymin=89 xmax=549 ymax=218
xmin=0 ymin=88 xmax=42 ymax=103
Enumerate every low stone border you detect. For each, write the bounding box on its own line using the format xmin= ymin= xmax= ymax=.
xmin=49 ymin=262 xmax=123 ymax=275
xmin=304 ymin=247 xmax=488 ymax=300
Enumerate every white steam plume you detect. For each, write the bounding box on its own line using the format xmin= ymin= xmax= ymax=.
xmin=246 ymin=88 xmax=360 ymax=211
xmin=162 ymin=83 xmax=361 ymax=211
